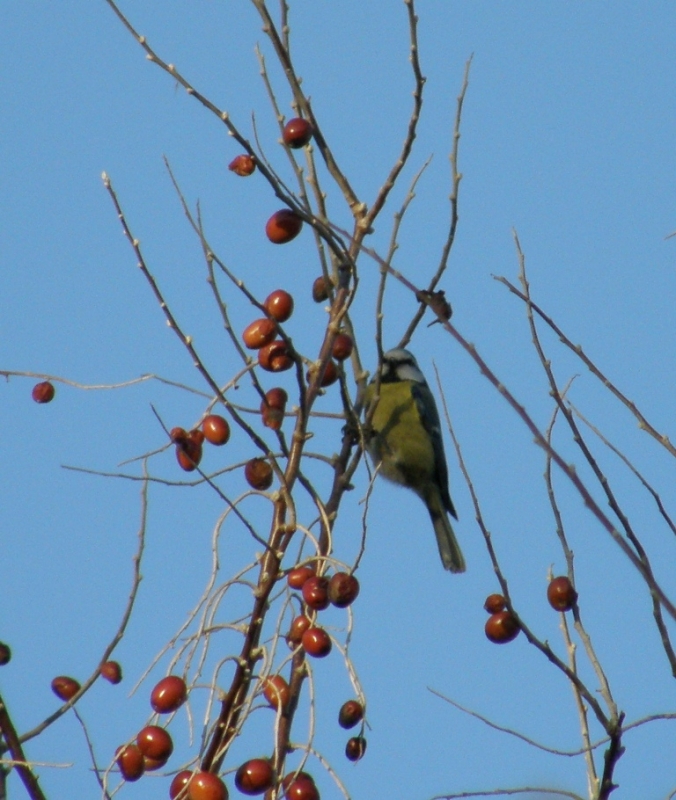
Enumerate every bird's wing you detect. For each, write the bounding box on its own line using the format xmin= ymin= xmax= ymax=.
xmin=411 ymin=381 xmax=457 ymax=519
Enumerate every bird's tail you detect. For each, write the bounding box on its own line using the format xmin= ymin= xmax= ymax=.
xmin=428 ymin=494 xmax=466 ymax=573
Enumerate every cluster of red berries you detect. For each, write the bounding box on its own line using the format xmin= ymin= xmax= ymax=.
xmin=114 ymin=675 xmax=188 ymax=784
xmin=284 ymin=565 xmax=360 ymax=658
xmin=286 ymin=567 xmax=366 ymax=763
xmin=243 ymin=289 xmax=295 ymax=373
xmin=338 ymin=700 xmax=367 ymax=762
xmin=483 ymin=576 xmax=578 ymax=645
xmin=171 ymin=415 xmax=231 ymax=473
xmin=255 ymin=566 xmax=365 ymax=772
xmin=229 ymin=117 xmax=313 ymax=245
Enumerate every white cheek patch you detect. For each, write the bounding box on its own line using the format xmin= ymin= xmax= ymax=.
xmin=394 ymin=363 xmax=426 ymax=384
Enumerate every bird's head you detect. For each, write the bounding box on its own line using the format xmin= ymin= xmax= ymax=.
xmin=379 ymin=348 xmax=426 ymax=384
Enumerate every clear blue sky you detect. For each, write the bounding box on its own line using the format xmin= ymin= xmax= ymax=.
xmin=3 ymin=3 xmax=676 ymax=799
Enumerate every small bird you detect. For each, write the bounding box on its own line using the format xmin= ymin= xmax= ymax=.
xmin=364 ymin=348 xmax=466 ymax=573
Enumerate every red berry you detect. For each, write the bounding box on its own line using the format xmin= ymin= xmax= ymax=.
xmin=287 ymin=615 xmax=312 ymax=646
xmin=187 ymin=771 xmax=228 ymax=800
xmin=301 ymin=627 xmax=332 ymax=658
xmin=229 ymin=154 xmax=256 ymax=176
xmin=547 ymin=576 xmax=578 ymax=612
xmin=261 ymin=387 xmax=288 ymax=430
xmin=262 ymin=674 xmax=290 ymax=710
xmin=265 ymin=209 xmax=303 ymax=244
xmin=144 ymin=753 xmax=170 ymax=771
xmin=282 ymin=118 xmax=313 ymax=149
xmin=242 ymin=318 xmax=276 ymax=350
xmin=331 ymin=333 xmax=353 ymax=361
xmin=235 ymin=758 xmax=275 ymax=795
xmin=244 ymin=458 xmax=273 ymax=490
xmin=345 ymin=736 xmax=367 ymax=762
xmin=485 ymin=611 xmax=520 ymax=644
xmin=170 ymin=426 xmax=189 ymax=444
xmin=32 ymin=381 xmax=55 ymax=403
xmin=483 ymin=593 xmax=507 ymax=614
xmin=136 ymin=725 xmax=173 ymax=761
xmin=258 ymin=340 xmax=294 ymax=372
xmin=151 ymin=675 xmax=187 ymax=714
xmin=287 ymin=566 xmax=315 ymax=589
xmin=202 ymin=415 xmax=231 ymax=446
xmin=306 ymin=359 xmax=338 ymax=388
xmin=101 ymin=660 xmax=122 ymax=684
xmin=328 ymin=573 xmax=360 ymax=608
xmin=281 ymin=772 xmax=315 ymax=791
xmin=283 ymin=775 xmax=319 ymax=800
xmin=176 ymin=435 xmax=203 ymax=472
xmin=170 ymin=770 xmax=193 ymax=798
xmin=190 ymin=429 xmax=206 ymax=445
xmin=116 ymin=743 xmax=145 ymax=782
xmin=302 ymin=576 xmax=330 ymax=610
xmin=338 ymin=700 xmax=364 ymax=729
xmin=263 ymin=387 xmax=288 ymax=410
xmin=264 ymin=290 xmax=294 ymax=322
xmin=51 ymin=676 xmax=80 ymax=701
xmin=312 ymin=276 xmax=331 ymax=303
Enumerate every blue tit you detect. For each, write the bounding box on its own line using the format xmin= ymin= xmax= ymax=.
xmin=364 ymin=348 xmax=466 ymax=573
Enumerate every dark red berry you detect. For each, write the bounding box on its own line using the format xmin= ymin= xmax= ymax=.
xmin=282 ymin=118 xmax=313 ymax=149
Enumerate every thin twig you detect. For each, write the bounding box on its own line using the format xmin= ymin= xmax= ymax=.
xmin=400 ymin=54 xmax=473 ymax=345
xmin=494 ymin=273 xmax=676 ymax=460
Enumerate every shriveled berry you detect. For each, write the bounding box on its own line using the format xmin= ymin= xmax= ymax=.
xmin=328 ymin=572 xmax=360 ymax=608
xmin=261 ymin=387 xmax=288 ymax=430
xmin=244 ymin=458 xmax=273 ymax=490
xmin=264 ymin=387 xmax=288 ymax=410
xmin=258 ymin=340 xmax=293 ymax=372
xmin=312 ymin=276 xmax=331 ymax=303
xmin=229 ymin=154 xmax=256 ymax=176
